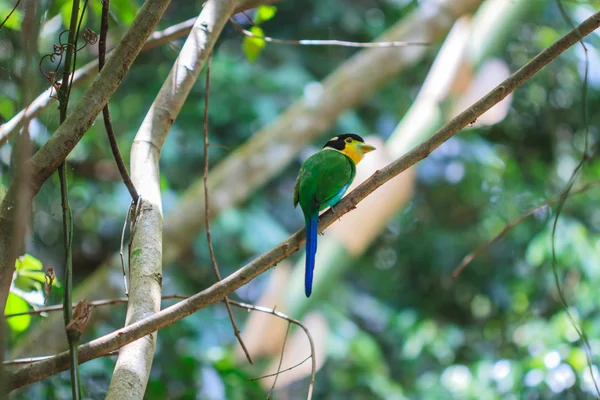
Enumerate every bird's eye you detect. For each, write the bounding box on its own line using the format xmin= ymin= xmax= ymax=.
xmin=345 ymin=138 xmax=352 ymax=143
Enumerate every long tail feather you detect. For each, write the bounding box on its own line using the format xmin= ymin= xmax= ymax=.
xmin=305 ymin=215 xmax=318 ymax=297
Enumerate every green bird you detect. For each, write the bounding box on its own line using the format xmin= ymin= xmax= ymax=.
xmin=293 ymin=134 xmax=376 ymax=297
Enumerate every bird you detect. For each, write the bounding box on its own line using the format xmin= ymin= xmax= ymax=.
xmin=293 ymin=133 xmax=376 ymax=297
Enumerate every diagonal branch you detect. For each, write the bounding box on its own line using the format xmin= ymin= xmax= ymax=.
xmin=7 ymin=10 xmax=600 ymax=391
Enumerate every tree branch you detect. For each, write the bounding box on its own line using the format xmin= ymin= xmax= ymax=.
xmin=104 ymin=1 xmax=237 ymax=398
xmin=0 ymin=0 xmax=278 ymax=147
xmin=7 ymin=10 xmax=600 ymax=391
xmin=0 ymin=0 xmax=172 ymax=323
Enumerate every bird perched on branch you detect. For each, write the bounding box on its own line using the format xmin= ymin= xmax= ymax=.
xmin=294 ymin=134 xmax=376 ymax=297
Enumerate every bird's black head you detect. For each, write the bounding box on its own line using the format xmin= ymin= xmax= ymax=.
xmin=323 ymin=133 xmax=365 ymax=150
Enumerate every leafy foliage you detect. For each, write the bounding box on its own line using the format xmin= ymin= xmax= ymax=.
xmin=1 ymin=0 xmax=600 ymax=398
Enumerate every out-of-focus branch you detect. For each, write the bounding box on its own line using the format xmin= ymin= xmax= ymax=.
xmin=104 ymin=1 xmax=237 ymax=399
xmin=0 ymin=0 xmax=278 ymax=146
xmin=7 ymin=10 xmax=600 ymax=390
xmin=229 ymin=17 xmax=428 ymax=47
xmin=452 ymin=180 xmax=600 ymax=278
xmin=201 ymin=55 xmax=253 ymax=364
xmin=0 ymin=0 xmax=172 ymax=314
xmin=1 ymin=0 xmax=37 ymax=391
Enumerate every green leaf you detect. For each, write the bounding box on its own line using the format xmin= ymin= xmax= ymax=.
xmin=18 ymin=270 xmax=47 ymax=283
xmin=254 ymin=5 xmax=277 ymax=25
xmin=242 ymin=27 xmax=266 ymax=63
xmin=0 ymin=96 xmax=15 ymax=120
xmin=16 ymin=254 xmax=43 ymax=271
xmin=0 ymin=5 xmax=22 ymax=30
xmin=13 ymin=275 xmax=41 ymax=292
xmin=5 ymin=293 xmax=31 ymax=333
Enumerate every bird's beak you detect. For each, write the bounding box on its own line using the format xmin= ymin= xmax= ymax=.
xmin=360 ymin=143 xmax=376 ymax=154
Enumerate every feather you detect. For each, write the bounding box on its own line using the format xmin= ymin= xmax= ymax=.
xmin=304 ymin=214 xmax=318 ymax=297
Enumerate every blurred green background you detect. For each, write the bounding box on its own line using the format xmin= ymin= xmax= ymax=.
xmin=2 ymin=0 xmax=600 ymax=398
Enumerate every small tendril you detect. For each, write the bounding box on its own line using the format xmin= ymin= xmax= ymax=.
xmin=38 ymin=28 xmax=98 ymax=99
xmin=82 ymin=28 xmax=98 ymax=45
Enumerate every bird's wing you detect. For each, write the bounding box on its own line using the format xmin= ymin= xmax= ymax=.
xmin=298 ymin=150 xmax=355 ymax=211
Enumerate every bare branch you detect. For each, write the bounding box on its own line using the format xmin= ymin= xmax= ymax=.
xmin=228 ymin=301 xmax=315 ymax=400
xmin=229 ymin=17 xmax=429 ymax=47
xmin=249 ymin=356 xmax=312 ymax=381
xmin=452 ymin=180 xmax=600 ymax=279
xmin=6 ymin=11 xmax=599 ymax=391
xmin=202 ymin=54 xmax=253 ymax=364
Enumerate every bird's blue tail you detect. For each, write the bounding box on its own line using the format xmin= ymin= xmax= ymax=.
xmin=305 ymin=215 xmax=318 ymax=297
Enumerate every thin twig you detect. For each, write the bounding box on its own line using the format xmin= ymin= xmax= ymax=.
xmin=229 ymin=301 xmax=316 ymax=400
xmin=0 ymin=0 xmax=21 ymax=30
xmin=6 ymin=12 xmax=600 ymax=391
xmin=229 ymin=18 xmax=429 ymax=48
xmin=249 ymin=355 xmax=312 ymax=381
xmin=551 ymin=1 xmax=599 ymax=396
xmin=202 ymin=52 xmax=254 ymax=365
xmin=267 ymin=322 xmax=290 ymax=399
xmin=98 ymin=0 xmax=139 ymax=202
xmin=3 ymin=351 xmax=119 ymax=366
xmin=452 ymin=180 xmax=600 ymax=278
xmin=4 ymin=295 xmax=188 ymax=318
